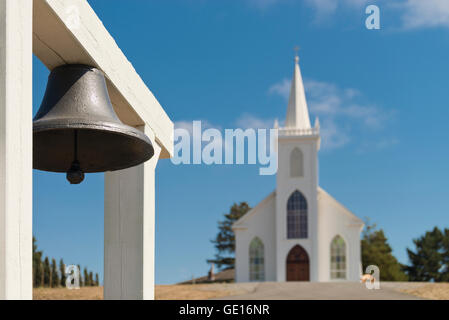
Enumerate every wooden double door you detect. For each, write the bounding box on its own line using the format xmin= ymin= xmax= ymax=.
xmin=286 ymin=245 xmax=310 ymax=281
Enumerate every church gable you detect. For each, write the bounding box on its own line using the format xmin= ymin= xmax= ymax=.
xmin=232 ymin=191 xmax=276 ymax=230
xmin=318 ymin=187 xmax=363 ymax=225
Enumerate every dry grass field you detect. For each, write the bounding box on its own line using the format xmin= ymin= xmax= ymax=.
xmin=34 ymin=287 xmax=103 ymax=300
xmin=400 ymin=283 xmax=449 ymax=300
xmin=33 ymin=283 xmax=255 ymax=300
xmin=32 ymin=282 xmax=449 ymax=300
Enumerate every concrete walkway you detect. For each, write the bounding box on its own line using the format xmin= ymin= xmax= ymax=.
xmin=217 ymin=282 xmax=423 ymax=300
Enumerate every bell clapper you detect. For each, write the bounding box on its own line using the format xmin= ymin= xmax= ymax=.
xmin=67 ymin=129 xmax=85 ymax=184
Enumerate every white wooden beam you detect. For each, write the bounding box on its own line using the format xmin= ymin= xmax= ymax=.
xmin=0 ymin=0 xmax=33 ymax=300
xmin=104 ymin=126 xmax=161 ymax=300
xmin=33 ymin=0 xmax=173 ymax=159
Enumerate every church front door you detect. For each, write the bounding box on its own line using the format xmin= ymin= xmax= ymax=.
xmin=286 ymin=245 xmax=309 ymax=281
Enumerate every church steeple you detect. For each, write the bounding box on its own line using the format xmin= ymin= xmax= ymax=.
xmin=285 ymin=52 xmax=311 ymax=129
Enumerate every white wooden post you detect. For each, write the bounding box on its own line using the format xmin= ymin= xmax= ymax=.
xmin=0 ymin=0 xmax=33 ymax=300
xmin=104 ymin=125 xmax=161 ymax=300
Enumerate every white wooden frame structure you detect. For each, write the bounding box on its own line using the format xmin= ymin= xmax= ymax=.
xmin=0 ymin=0 xmax=173 ymax=299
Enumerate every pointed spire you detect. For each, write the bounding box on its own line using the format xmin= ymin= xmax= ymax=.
xmin=285 ymin=50 xmax=311 ymax=129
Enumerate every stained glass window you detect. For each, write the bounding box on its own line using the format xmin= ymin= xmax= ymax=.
xmin=330 ymin=235 xmax=347 ymax=280
xmin=287 ymin=190 xmax=307 ymax=239
xmin=249 ymin=237 xmax=265 ymax=281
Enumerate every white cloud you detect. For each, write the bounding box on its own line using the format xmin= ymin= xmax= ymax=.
xmin=305 ymin=0 xmax=369 ymax=20
xmin=344 ymin=0 xmax=371 ymax=6
xmin=247 ymin=0 xmax=449 ymax=30
xmin=247 ymin=0 xmax=369 ymax=14
xmin=176 ymin=75 xmax=396 ymax=153
xmin=305 ymin=79 xmax=395 ymax=149
xmin=305 ymin=79 xmax=389 ymax=129
xmin=399 ymin=0 xmax=449 ymax=29
xmin=246 ymin=0 xmax=285 ymax=10
xmin=319 ymin=118 xmax=351 ymax=150
xmin=174 ymin=120 xmax=217 ymax=135
xmin=174 ymin=120 xmax=195 ymax=134
xmin=303 ymin=79 xmax=341 ymax=116
xmin=306 ymin=0 xmax=449 ymax=30
xmin=268 ymin=77 xmax=395 ymax=150
xmin=376 ymin=137 xmax=400 ymax=149
xmin=268 ymin=78 xmax=291 ymax=101
xmin=247 ymin=0 xmax=369 ymax=12
xmin=235 ymin=113 xmax=275 ymax=129
xmin=305 ymin=0 xmax=338 ymax=18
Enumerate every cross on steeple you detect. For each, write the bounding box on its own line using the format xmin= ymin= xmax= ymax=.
xmin=294 ymin=46 xmax=300 ymax=62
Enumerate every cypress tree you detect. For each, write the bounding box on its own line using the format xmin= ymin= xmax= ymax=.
xmin=443 ymin=228 xmax=449 ymax=280
xmin=59 ymin=259 xmax=67 ymax=287
xmin=362 ymin=220 xmax=408 ymax=281
xmin=78 ymin=264 xmax=83 ymax=287
xmin=208 ymin=202 xmax=251 ymax=270
xmin=32 ymin=237 xmax=43 ymax=288
xmin=89 ymin=272 xmax=94 ymax=286
xmin=43 ymin=257 xmax=51 ymax=287
xmin=84 ymin=268 xmax=90 ymax=286
xmin=51 ymin=258 xmax=59 ymax=287
xmin=95 ymin=273 xmax=100 ymax=286
xmin=405 ymin=227 xmax=446 ymax=281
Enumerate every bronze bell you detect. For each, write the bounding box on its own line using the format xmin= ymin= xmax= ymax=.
xmin=33 ymin=64 xmax=154 ymax=184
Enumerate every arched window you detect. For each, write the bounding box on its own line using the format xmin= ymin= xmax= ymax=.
xmin=290 ymin=148 xmax=303 ymax=177
xmin=287 ymin=190 xmax=307 ymax=239
xmin=249 ymin=237 xmax=265 ymax=281
xmin=330 ymin=235 xmax=347 ymax=280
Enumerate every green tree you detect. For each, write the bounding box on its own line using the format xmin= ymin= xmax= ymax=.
xmin=59 ymin=259 xmax=67 ymax=287
xmin=43 ymin=256 xmax=51 ymax=287
xmin=443 ymin=228 xmax=449 ymax=278
xmin=32 ymin=237 xmax=43 ymax=288
xmin=208 ymin=202 xmax=251 ymax=270
xmin=84 ymin=268 xmax=90 ymax=286
xmin=361 ymin=220 xmax=408 ymax=281
xmin=95 ymin=273 xmax=100 ymax=286
xmin=50 ymin=258 xmax=59 ymax=287
xmin=405 ymin=227 xmax=448 ymax=282
xmin=89 ymin=272 xmax=94 ymax=286
xmin=78 ymin=264 xmax=83 ymax=287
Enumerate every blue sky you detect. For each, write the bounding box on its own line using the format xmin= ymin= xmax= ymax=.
xmin=32 ymin=0 xmax=449 ymax=284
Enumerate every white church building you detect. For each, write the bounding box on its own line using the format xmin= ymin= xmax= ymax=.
xmin=233 ymin=55 xmax=364 ymax=282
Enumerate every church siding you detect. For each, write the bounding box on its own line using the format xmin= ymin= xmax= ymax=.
xmin=317 ymin=190 xmax=363 ymax=282
xmin=234 ymin=194 xmax=276 ymax=282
